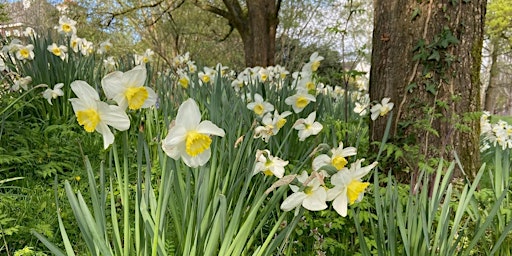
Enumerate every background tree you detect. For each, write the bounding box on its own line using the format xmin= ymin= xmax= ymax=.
xmin=370 ymin=0 xmax=486 ymax=177
xmin=481 ymin=0 xmax=512 ymax=114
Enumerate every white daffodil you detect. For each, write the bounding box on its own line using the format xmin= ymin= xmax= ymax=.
xmin=97 ymin=39 xmax=113 ymax=54
xmin=258 ymin=67 xmax=269 ymax=82
xmin=308 ymin=52 xmax=324 ymax=72
xmin=23 ymin=27 xmax=36 ymax=37
xmin=141 ymin=49 xmax=154 ymax=63
xmin=370 ymin=97 xmax=394 ymax=121
xmin=178 ymin=71 xmax=190 ymax=89
xmin=47 ymin=43 xmax=67 ymax=60
xmin=293 ymin=111 xmax=323 ymax=141
xmin=198 ymin=67 xmax=215 ymax=85
xmin=103 ymin=56 xmax=116 ymax=71
xmin=69 ymin=80 xmax=130 ymax=149
xmin=15 ymin=44 xmax=34 ymax=61
xmin=313 ymin=142 xmax=357 ymax=173
xmin=247 ymin=93 xmax=274 ymax=117
xmin=281 ymin=171 xmax=327 ymax=213
xmin=101 ymin=65 xmax=157 ymax=111
xmin=254 ymin=110 xmax=291 ymax=142
xmin=42 ymin=83 xmax=65 ymax=105
xmin=285 ymin=89 xmax=316 ymax=113
xmin=161 ymin=98 xmax=225 ymax=167
xmin=187 ymin=61 xmax=197 ymax=73
xmin=354 ymin=102 xmax=368 ymax=116
xmin=271 ymin=110 xmax=292 ymax=135
xmin=253 ymin=149 xmax=288 ymax=178
xmin=327 ymin=159 xmax=378 ymax=217
xmin=301 ymin=52 xmax=324 ymax=73
xmin=80 ymin=39 xmax=94 ymax=56
xmin=70 ymin=35 xmax=82 ymax=53
xmin=11 ymin=76 xmax=32 ymax=91
xmin=55 ymin=16 xmax=77 ymax=36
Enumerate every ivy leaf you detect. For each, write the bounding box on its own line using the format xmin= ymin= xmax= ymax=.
xmin=426 ymin=83 xmax=437 ymax=94
xmin=428 ymin=50 xmax=441 ymax=61
xmin=406 ymin=82 xmax=417 ymax=93
xmin=411 ymin=7 xmax=421 ymax=20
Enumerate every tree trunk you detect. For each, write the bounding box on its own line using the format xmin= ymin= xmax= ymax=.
xmin=195 ymin=0 xmax=280 ymax=67
xmin=241 ymin=0 xmax=279 ymax=67
xmin=370 ymin=0 xmax=485 ymax=177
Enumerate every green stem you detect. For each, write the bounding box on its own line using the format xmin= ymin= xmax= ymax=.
xmin=151 ymin=159 xmax=167 ymax=256
xmin=123 ymin=131 xmax=130 ymax=255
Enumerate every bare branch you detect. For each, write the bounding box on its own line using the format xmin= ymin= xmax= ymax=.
xmin=104 ymin=1 xmax=164 ymax=26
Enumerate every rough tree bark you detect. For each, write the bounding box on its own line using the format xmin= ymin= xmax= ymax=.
xmin=370 ymin=0 xmax=486 ymax=177
xmin=194 ymin=0 xmax=281 ymax=67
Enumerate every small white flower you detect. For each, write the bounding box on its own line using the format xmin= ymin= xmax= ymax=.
xmin=285 ymin=89 xmax=316 ymax=113
xmin=15 ymin=44 xmax=34 ymax=61
xmin=293 ymin=111 xmax=323 ymax=141
xmin=42 ymin=83 xmax=65 ymax=105
xmin=101 ymin=65 xmax=157 ymax=110
xmin=327 ymin=159 xmax=377 ymax=217
xmin=47 ymin=43 xmax=67 ymax=60
xmin=281 ymin=171 xmax=328 ymax=213
xmin=11 ymin=76 xmax=32 ymax=91
xmin=313 ymin=142 xmax=357 ymax=173
xmin=370 ymin=97 xmax=394 ymax=121
xmin=55 ymin=16 xmax=77 ymax=36
xmin=247 ymin=93 xmax=274 ymax=116
xmin=253 ymin=149 xmax=289 ymax=178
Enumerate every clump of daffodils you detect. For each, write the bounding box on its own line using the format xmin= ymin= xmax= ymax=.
xmin=480 ymin=111 xmax=512 ymax=151
xmin=69 ymin=65 xmax=157 ymax=149
xmin=261 ymin=142 xmax=377 ymax=217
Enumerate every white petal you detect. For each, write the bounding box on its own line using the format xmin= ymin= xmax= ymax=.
xmin=96 ymin=122 xmax=114 ymax=149
xmin=312 ymin=154 xmax=331 ymax=171
xmin=123 ymin=65 xmax=146 ymax=87
xmin=302 ymin=189 xmax=328 ymax=211
xmin=327 ymin=186 xmax=343 ymax=201
xmin=101 ymin=71 xmax=125 ymax=100
xmin=332 ymin=192 xmax=349 ymax=217
xmin=280 ymin=192 xmax=307 ymax=212
xmin=97 ymin=103 xmax=131 ymax=131
xmin=197 ymin=121 xmax=225 ymax=137
xmin=141 ymin=87 xmax=157 ymax=108
xmin=71 ymin=80 xmax=99 ymax=101
xmin=182 ymin=148 xmax=211 ymax=168
xmin=69 ymin=98 xmax=91 ymax=112
xmin=176 ymin=99 xmax=201 ymax=129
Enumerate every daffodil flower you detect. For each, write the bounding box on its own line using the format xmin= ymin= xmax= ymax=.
xmin=327 ymin=159 xmax=378 ymax=217
xmin=101 ymin=65 xmax=157 ymax=111
xmin=293 ymin=111 xmax=323 ymax=141
xmin=285 ymin=89 xmax=316 ymax=113
xmin=370 ymin=97 xmax=394 ymax=120
xmin=281 ymin=171 xmax=327 ymax=213
xmin=304 ymin=52 xmax=324 ymax=72
xmin=15 ymin=44 xmax=34 ymax=61
xmin=247 ymin=93 xmax=274 ymax=116
xmin=161 ymin=98 xmax=225 ymax=168
xmin=42 ymin=83 xmax=65 ymax=105
xmin=11 ymin=76 xmax=32 ymax=91
xmin=55 ymin=16 xmax=77 ymax=36
xmin=312 ymin=142 xmax=357 ymax=173
xmin=69 ymin=80 xmax=130 ymax=149
xmin=47 ymin=43 xmax=67 ymax=60
xmin=253 ymin=149 xmax=288 ymax=178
